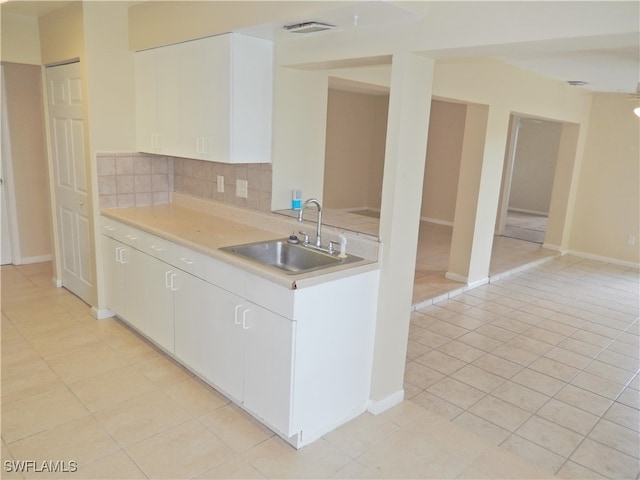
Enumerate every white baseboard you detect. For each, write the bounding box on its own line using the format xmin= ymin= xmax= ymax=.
xmin=16 ymin=254 xmax=53 ymax=265
xmin=445 ymin=272 xmax=488 ymax=289
xmin=368 ymin=389 xmax=404 ymax=415
xmin=420 ymin=216 xmax=453 ymax=227
xmin=507 ymin=207 xmax=548 ymax=217
xmin=567 ymin=250 xmax=640 ymax=269
xmin=51 ymin=277 xmax=62 ymax=288
xmin=91 ymin=307 xmax=115 ymax=320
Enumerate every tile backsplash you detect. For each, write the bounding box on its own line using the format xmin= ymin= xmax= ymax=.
xmin=97 ymin=153 xmax=272 ymax=212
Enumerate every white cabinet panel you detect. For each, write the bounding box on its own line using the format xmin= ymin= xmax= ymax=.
xmin=143 ymin=253 xmax=175 ymax=353
xmin=102 ymin=236 xmax=126 ymax=316
xmin=243 ymin=304 xmax=295 ymax=435
xmin=134 ymin=33 xmax=272 ymax=163
xmin=174 ymin=270 xmax=212 ymax=377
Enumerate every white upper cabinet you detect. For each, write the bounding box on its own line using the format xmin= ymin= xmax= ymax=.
xmin=135 ymin=33 xmax=273 ymax=163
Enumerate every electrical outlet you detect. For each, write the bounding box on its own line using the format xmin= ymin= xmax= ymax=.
xmin=236 ymin=179 xmax=248 ymax=198
xmin=628 ymin=236 xmax=636 ymax=246
xmin=217 ymin=175 xmax=224 ymax=193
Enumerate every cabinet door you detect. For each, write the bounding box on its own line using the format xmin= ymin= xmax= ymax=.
xmin=173 ymin=269 xmax=211 ymax=376
xmin=122 ymin=247 xmax=148 ymax=334
xmin=134 ymin=48 xmax=159 ymax=153
xmin=155 ymin=43 xmax=182 ymax=157
xmin=243 ymin=304 xmax=295 ymax=435
xmin=102 ymin=236 xmax=126 ymax=316
xmin=207 ymin=286 xmax=244 ymax=401
xmin=143 ymin=254 xmax=175 ymax=353
xmin=179 ymin=36 xmax=230 ymax=161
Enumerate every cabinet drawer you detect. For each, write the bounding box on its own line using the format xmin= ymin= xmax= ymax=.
xmin=163 ymin=242 xmax=209 ymax=278
xmin=244 ymin=273 xmax=294 ymax=319
xmin=141 ymin=233 xmax=172 ymax=261
xmin=101 ymin=217 xmax=145 ymax=248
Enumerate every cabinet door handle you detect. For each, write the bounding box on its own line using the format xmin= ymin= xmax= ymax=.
xmin=170 ymin=273 xmax=178 ymax=291
xmin=242 ymin=308 xmax=250 ymax=330
xmin=234 ymin=304 xmax=243 ymax=325
xmin=165 ymin=270 xmax=173 ymax=288
xmin=116 ymin=247 xmax=126 ymax=264
xmin=115 ymin=247 xmax=122 ymax=263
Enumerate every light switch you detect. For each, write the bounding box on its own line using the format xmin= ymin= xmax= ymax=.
xmin=217 ymin=175 xmax=224 ymax=193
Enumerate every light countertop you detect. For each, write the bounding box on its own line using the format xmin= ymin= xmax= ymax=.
xmin=101 ymin=193 xmax=379 ymax=289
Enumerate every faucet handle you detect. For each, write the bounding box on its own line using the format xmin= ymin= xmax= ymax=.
xmin=328 ymin=240 xmax=340 ymax=255
xmin=298 ymin=231 xmax=310 ymax=244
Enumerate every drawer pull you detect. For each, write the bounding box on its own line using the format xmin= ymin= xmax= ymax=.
xmin=180 ymin=257 xmax=194 ymax=265
xmin=151 ymin=245 xmax=164 ymax=252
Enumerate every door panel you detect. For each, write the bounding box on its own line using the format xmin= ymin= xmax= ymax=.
xmin=46 ymin=62 xmax=93 ymax=304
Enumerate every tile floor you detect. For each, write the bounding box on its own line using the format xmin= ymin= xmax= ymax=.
xmin=2 ymin=254 xmax=638 ymax=479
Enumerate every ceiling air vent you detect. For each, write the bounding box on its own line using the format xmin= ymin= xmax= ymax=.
xmin=283 ymin=21 xmax=336 ymax=34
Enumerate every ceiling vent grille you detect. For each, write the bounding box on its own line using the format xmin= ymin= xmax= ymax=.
xmin=283 ymin=22 xmax=336 ymax=34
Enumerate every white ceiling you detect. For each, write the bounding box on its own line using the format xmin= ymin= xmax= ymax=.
xmin=3 ymin=0 xmax=638 ymax=95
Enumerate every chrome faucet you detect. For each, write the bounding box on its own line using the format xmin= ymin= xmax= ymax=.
xmin=297 ymin=198 xmax=323 ymax=248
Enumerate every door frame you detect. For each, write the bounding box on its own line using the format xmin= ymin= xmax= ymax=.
xmin=1 ymin=64 xmax=22 ymax=265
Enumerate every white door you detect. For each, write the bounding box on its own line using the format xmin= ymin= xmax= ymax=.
xmin=46 ymin=62 xmax=93 ymax=303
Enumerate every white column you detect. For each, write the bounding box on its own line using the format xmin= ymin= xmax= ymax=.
xmin=369 ymin=53 xmax=434 ymax=412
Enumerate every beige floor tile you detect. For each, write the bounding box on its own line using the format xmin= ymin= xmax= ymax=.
xmin=322 ymin=411 xmax=398 ymax=458
xmin=132 ymin=353 xmax=193 ymax=387
xmin=588 ymin=419 xmax=639 ymax=458
xmin=473 ymin=353 xmax=523 ymax=379
xmin=452 ymin=412 xmax=511 ymax=445
xmin=54 ymin=450 xmax=146 ymax=479
xmin=411 ymin=391 xmax=464 ymax=420
xmin=491 ymin=380 xmax=550 ymax=412
xmin=244 ymin=436 xmax=352 ymax=479
xmin=515 ymin=415 xmax=584 ymax=458
xmin=583 ymin=359 xmax=637 ymax=385
xmin=437 ymin=340 xmax=485 ymax=363
xmin=427 ymin=377 xmax=486 ymax=410
xmin=29 ymin=325 xmax=104 ymax=361
xmin=511 ymin=368 xmax=566 ymax=396
xmin=126 ymin=420 xmax=234 ymax=479
xmin=409 ymin=327 xmax=451 ymax=349
xmin=458 ymin=331 xmax=503 ymax=352
xmin=409 ymin=413 xmax=493 ymax=464
xmin=47 ymin=344 xmax=129 ymax=384
xmin=357 ymin=429 xmax=467 ymax=479
xmin=93 ymin=390 xmax=192 ymax=447
xmin=195 ymin=455 xmax=266 ymax=479
xmin=508 ymin=335 xmax=554 ymax=355
xmin=554 ymin=384 xmax=614 ymax=417
xmin=7 ymin=416 xmax=119 ymax=477
xmin=414 ymin=349 xmax=466 ymax=375
xmin=164 ymin=377 xmax=229 ymax=417
xmin=558 ymin=337 xmax=604 ymax=359
xmin=596 ymin=348 xmax=640 ymax=372
xmin=570 ymin=437 xmax=640 ymax=479
xmin=376 ymin=399 xmax=431 ymax=428
xmin=1 ymin=439 xmax=23 ymax=480
xmin=68 ymin=365 xmax=157 ymax=413
xmin=544 ymin=346 xmax=592 ymax=369
xmin=2 ymin=358 xmax=65 ymax=405
xmin=556 ymin=460 xmax=607 ymax=479
xmin=2 ymin=387 xmax=89 ymax=443
xmin=468 ymin=444 xmax=557 ymax=479
xmin=528 ymin=356 xmax=579 ymax=382
xmin=604 ymin=401 xmax=639 ymax=432
xmin=330 ymin=460 xmax=379 ymax=479
xmin=500 ymin=434 xmax=566 ymax=473
xmin=404 ymin=361 xmax=445 ymax=389
xmin=199 ymin=403 xmax=274 ymax=453
xmin=570 ymin=371 xmax=625 ymax=400
xmin=450 ymin=364 xmax=505 ymax=393
xmin=537 ymin=398 xmax=599 ymax=435
xmin=468 ymin=396 xmax=531 ymax=432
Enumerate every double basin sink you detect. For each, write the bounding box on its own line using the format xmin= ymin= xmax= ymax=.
xmin=220 ymin=239 xmax=362 ymax=275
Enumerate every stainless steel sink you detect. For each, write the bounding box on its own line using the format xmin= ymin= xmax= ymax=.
xmin=220 ymin=239 xmax=362 ymax=275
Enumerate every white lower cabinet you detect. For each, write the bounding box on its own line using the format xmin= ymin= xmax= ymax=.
xmin=100 ymin=215 xmax=378 ymax=448
xmin=207 ymin=286 xmax=295 ymax=435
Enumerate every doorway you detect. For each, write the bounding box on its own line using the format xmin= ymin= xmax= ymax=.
xmin=45 ymin=61 xmax=94 ymax=304
xmin=498 ymin=116 xmax=562 ymax=244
